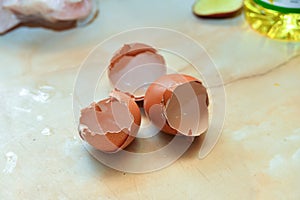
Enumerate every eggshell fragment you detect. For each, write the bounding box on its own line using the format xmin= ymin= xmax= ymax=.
xmin=144 ymin=74 xmax=209 ymax=136
xmin=79 ymin=91 xmax=141 ymax=152
xmin=108 ymin=43 xmax=166 ymax=101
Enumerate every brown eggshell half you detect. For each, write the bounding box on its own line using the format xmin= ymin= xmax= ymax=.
xmin=79 ymin=91 xmax=141 ymax=152
xmin=144 ymin=74 xmax=209 ymax=136
xmin=108 ymin=43 xmax=166 ymax=102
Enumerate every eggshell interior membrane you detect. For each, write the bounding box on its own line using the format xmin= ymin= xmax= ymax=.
xmin=144 ymin=74 xmax=209 ymax=136
xmin=108 ymin=43 xmax=166 ymax=101
xmin=110 ymin=43 xmax=157 ymax=64
xmin=164 ymin=81 xmax=208 ymax=136
xmin=79 ymin=91 xmax=141 ymax=152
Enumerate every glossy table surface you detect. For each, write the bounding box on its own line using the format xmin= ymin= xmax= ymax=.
xmin=0 ymin=0 xmax=300 ymax=199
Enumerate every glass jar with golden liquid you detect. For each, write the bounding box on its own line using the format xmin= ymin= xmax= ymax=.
xmin=244 ymin=0 xmax=300 ymax=41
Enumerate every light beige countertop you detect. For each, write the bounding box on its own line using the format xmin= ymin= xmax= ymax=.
xmin=1 ymin=0 xmax=300 ymax=199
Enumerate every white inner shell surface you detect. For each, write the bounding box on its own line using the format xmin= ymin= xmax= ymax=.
xmin=109 ymin=52 xmax=166 ymax=99
xmin=164 ymin=81 xmax=208 ymax=136
xmin=81 ymin=99 xmax=134 ymax=135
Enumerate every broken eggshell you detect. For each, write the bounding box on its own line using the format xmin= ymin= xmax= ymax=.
xmin=108 ymin=43 xmax=166 ymax=102
xmin=79 ymin=91 xmax=141 ymax=153
xmin=144 ymin=74 xmax=209 ymax=136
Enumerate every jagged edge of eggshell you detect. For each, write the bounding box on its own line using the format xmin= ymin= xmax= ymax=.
xmin=110 ymin=43 xmax=157 ymax=65
xmin=161 ymin=80 xmax=208 ymax=137
xmin=79 ymin=94 xmax=139 ymax=152
xmin=108 ymin=45 xmax=166 ymax=101
xmin=109 ymin=90 xmax=141 ymax=150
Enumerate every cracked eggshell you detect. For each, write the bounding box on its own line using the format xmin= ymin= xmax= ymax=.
xmin=144 ymin=74 xmax=209 ymax=136
xmin=108 ymin=43 xmax=166 ymax=102
xmin=79 ymin=91 xmax=141 ymax=152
